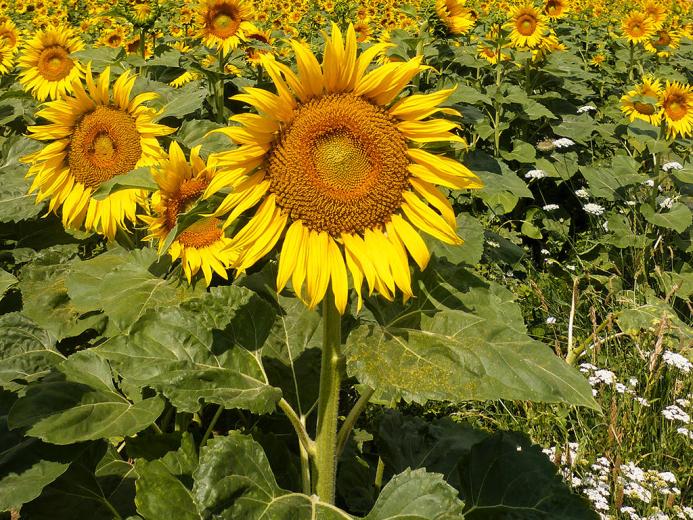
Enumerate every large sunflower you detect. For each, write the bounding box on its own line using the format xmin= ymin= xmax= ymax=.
xmin=435 ymin=0 xmax=475 ymax=35
xmin=505 ymin=2 xmax=547 ymax=49
xmin=142 ymin=142 xmax=233 ymax=285
xmin=18 ymin=24 xmax=84 ymax=101
xmin=24 ymin=66 xmax=174 ymax=238
xmin=621 ymin=11 xmax=657 ymax=44
xmin=660 ymin=81 xmax=692 ymax=139
xmin=206 ymin=24 xmax=482 ymax=313
xmin=620 ymin=75 xmax=663 ymax=126
xmin=195 ymin=0 xmax=255 ymax=56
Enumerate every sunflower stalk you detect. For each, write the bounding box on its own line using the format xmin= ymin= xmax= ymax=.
xmin=313 ymin=291 xmax=343 ymax=504
xmin=215 ymin=49 xmax=227 ymax=124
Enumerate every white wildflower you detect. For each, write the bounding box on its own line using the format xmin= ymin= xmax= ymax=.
xmin=621 ymin=506 xmax=640 ymax=520
xmin=634 ymin=396 xmax=650 ymax=407
xmin=662 ymin=405 xmax=690 ymax=424
xmin=643 ymin=179 xmax=655 ymax=187
xmin=541 ymin=248 xmax=550 ymax=255
xmin=658 ymin=472 xmax=677 ymax=484
xmin=659 ymin=197 xmax=675 ymax=210
xmin=629 ymin=377 xmax=638 ymax=387
xmin=575 ymin=188 xmax=590 ymax=199
xmin=676 ymin=398 xmax=690 ymax=407
xmin=553 ymin=137 xmax=575 ymax=148
xmin=676 ymin=427 xmax=693 ymax=440
xmin=615 ymin=383 xmax=631 ymax=394
xmin=589 ymin=369 xmax=616 ymax=386
xmin=584 ymin=203 xmax=605 ymax=215
xmin=577 ymin=105 xmax=597 ymax=113
xmin=525 ymin=169 xmax=546 ymax=179
xmin=543 ymin=204 xmax=560 ymax=211
xmin=662 ymin=161 xmax=683 ymax=171
xmin=579 ymin=363 xmax=597 ymax=373
xmin=546 ymin=316 xmax=557 ymax=325
xmin=662 ymin=351 xmax=692 ymax=373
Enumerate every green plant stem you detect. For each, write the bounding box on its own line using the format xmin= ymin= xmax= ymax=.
xmin=278 ymin=398 xmax=315 ymax=456
xmin=200 ymin=405 xmax=223 ymax=447
xmin=336 ymin=386 xmax=374 ymax=457
xmin=628 ymin=41 xmax=634 ymax=82
xmin=139 ymin=28 xmax=146 ymax=59
xmin=566 ymin=317 xmax=611 ymax=365
xmin=313 ymin=292 xmax=342 ymax=504
xmin=215 ymin=49 xmax=226 ymax=124
xmin=299 ymin=416 xmax=312 ymax=495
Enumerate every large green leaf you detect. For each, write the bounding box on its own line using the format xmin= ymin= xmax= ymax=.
xmin=97 ymin=286 xmax=281 ymax=414
xmin=365 ymin=468 xmax=465 ymax=520
xmin=640 ymin=202 xmax=692 ymax=233
xmin=459 ymin=432 xmax=597 ymax=519
xmin=0 ymin=268 xmax=17 ymax=297
xmin=0 ymin=313 xmax=63 ymax=391
xmin=465 ymin=152 xmax=533 ymax=214
xmin=66 ymin=247 xmax=202 ymax=332
xmin=0 ymin=166 xmax=43 ymax=223
xmin=7 ymin=373 xmax=164 ymax=444
xmin=135 ymin=434 xmax=199 ymax=520
xmin=424 ymin=214 xmax=485 ymax=267
xmin=348 ymin=264 xmax=597 ymax=408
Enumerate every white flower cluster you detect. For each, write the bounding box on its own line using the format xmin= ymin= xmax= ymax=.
xmin=584 ymin=203 xmax=605 ymax=216
xmin=659 ymin=197 xmax=675 ymax=210
xmin=525 ymin=169 xmax=547 ymax=179
xmin=590 ymin=369 xmax=617 ymax=386
xmin=577 ymin=105 xmax=597 ymax=114
xmin=543 ymin=204 xmax=560 ymax=211
xmin=677 ymin=427 xmax=693 ymax=440
xmin=575 ymin=188 xmax=590 ymax=199
xmin=553 ymin=137 xmax=575 ymax=148
xmin=643 ymin=179 xmax=655 ymax=187
xmin=546 ymin=316 xmax=557 ymax=325
xmin=662 ymin=405 xmax=690 ymax=424
xmin=662 ymin=351 xmax=692 ymax=373
xmin=581 ymin=457 xmax=611 ymax=511
xmin=661 ymin=161 xmax=683 ymax=172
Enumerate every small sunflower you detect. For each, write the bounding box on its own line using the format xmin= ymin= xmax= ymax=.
xmin=0 ymin=43 xmax=14 ymax=74
xmin=621 ymin=75 xmax=663 ymax=126
xmin=435 ymin=0 xmax=475 ymax=35
xmin=18 ymin=24 xmax=84 ymax=101
xmin=243 ymin=23 xmax=274 ymax=65
xmin=23 ymin=66 xmax=174 ymax=238
xmin=196 ymin=0 xmax=255 ymax=56
xmin=621 ymin=11 xmax=657 ymax=44
xmin=98 ymin=26 xmax=128 ymax=49
xmin=206 ymin=24 xmax=482 ymax=313
xmin=142 ymin=142 xmax=233 ymax=286
xmin=505 ymin=2 xmax=547 ymax=49
xmin=661 ymin=81 xmax=692 ymax=139
xmin=642 ymin=1 xmax=666 ymax=29
xmin=543 ymin=0 xmax=568 ymax=18
xmin=0 ymin=19 xmax=20 ymax=51
xmin=643 ymin=27 xmax=681 ymax=57
xmin=354 ymin=20 xmax=372 ymax=43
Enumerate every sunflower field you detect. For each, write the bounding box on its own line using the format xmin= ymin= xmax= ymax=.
xmin=0 ymin=0 xmax=692 ymax=518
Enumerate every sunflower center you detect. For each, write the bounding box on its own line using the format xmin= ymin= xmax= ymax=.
xmin=630 ymin=23 xmax=644 ymax=37
xmin=177 ymin=217 xmax=224 ymax=248
xmin=0 ymin=29 xmax=17 ymax=48
xmin=69 ymin=106 xmax=142 ymax=189
xmin=37 ymin=45 xmax=74 ymax=81
xmin=267 ymin=93 xmax=410 ymax=236
xmin=210 ymin=7 xmax=240 ymax=38
xmin=164 ymin=177 xmax=209 ymax=230
xmin=517 ymin=15 xmax=537 ymax=36
xmin=664 ymin=95 xmax=686 ymax=120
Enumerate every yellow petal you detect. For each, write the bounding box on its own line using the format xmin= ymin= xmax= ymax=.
xmin=328 ymin=237 xmax=349 ymax=314
xmin=277 ymin=220 xmax=304 ymax=293
xmin=390 ymin=214 xmax=430 ymax=270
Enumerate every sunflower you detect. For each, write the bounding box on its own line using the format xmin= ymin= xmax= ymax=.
xmin=142 ymin=142 xmax=233 ymax=285
xmin=195 ymin=0 xmax=255 ymax=56
xmin=642 ymin=1 xmax=666 ymax=29
xmin=435 ymin=0 xmax=475 ymax=35
xmin=620 ymin=75 xmax=663 ymax=126
xmin=354 ymin=20 xmax=372 ymax=43
xmin=23 ymin=66 xmax=174 ymax=239
xmin=505 ymin=2 xmax=547 ymax=49
xmin=243 ymin=23 xmax=274 ymax=65
xmin=543 ymin=0 xmax=568 ymax=18
xmin=0 ymin=19 xmax=20 ymax=51
xmin=621 ymin=11 xmax=656 ymax=44
xmin=17 ymin=24 xmax=84 ymax=101
xmin=643 ymin=27 xmax=681 ymax=57
xmin=660 ymin=81 xmax=692 ymax=139
xmin=206 ymin=24 xmax=482 ymax=313
xmin=0 ymin=43 xmax=14 ymax=74
xmin=98 ymin=26 xmax=128 ymax=48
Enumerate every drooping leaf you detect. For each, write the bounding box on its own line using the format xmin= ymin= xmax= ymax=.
xmin=7 ymin=373 xmax=164 ymax=444
xmin=97 ymin=286 xmax=281 ymax=414
xmin=91 ymin=167 xmax=159 ymax=200
xmin=640 ymin=202 xmax=692 ymax=234
xmin=0 ymin=313 xmax=63 ymax=391
xmin=459 ymin=432 xmax=598 ymax=519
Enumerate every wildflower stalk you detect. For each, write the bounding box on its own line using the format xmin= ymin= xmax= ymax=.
xmin=313 ymin=291 xmax=342 ymax=503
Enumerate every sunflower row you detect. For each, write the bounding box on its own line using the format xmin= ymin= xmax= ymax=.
xmin=21 ymin=25 xmax=483 ymax=315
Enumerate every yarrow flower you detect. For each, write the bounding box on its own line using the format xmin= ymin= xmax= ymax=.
xmin=662 ymin=405 xmax=690 ymax=424
xmin=662 ymin=161 xmax=683 ymax=171
xmin=583 ymin=203 xmax=605 ymax=215
xmin=524 ymin=169 xmax=546 ymax=179
xmin=577 ymin=105 xmax=597 ymax=113
xmin=659 ymin=197 xmax=675 ymax=210
xmin=546 ymin=316 xmax=556 ymax=325
xmin=677 ymin=427 xmax=693 ymax=440
xmin=543 ymin=204 xmax=560 ymax=211
xmin=575 ymin=188 xmax=589 ymax=199
xmin=662 ymin=351 xmax=692 ymax=373
xmin=643 ymin=179 xmax=655 ymax=187
xmin=552 ymin=137 xmax=575 ymax=148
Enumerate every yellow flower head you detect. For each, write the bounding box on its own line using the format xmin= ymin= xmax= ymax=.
xmin=505 ymin=2 xmax=548 ymax=49
xmin=206 ymin=24 xmax=482 ymax=313
xmin=142 ymin=142 xmax=234 ymax=286
xmin=23 ymin=66 xmax=174 ymax=238
xmin=620 ymin=75 xmax=663 ymax=126
xmin=661 ymin=81 xmax=693 ymax=139
xmin=0 ymin=43 xmax=14 ymax=74
xmin=622 ymin=10 xmax=657 ymax=44
xmin=435 ymin=0 xmax=476 ymax=35
xmin=543 ymin=0 xmax=569 ymax=18
xmin=0 ymin=19 xmax=21 ymax=51
xmin=195 ymin=0 xmax=255 ymax=55
xmin=18 ymin=24 xmax=84 ymax=101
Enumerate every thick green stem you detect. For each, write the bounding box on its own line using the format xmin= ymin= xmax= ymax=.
xmin=313 ymin=292 xmax=342 ymax=504
xmin=200 ymin=405 xmax=223 ymax=447
xmin=215 ymin=50 xmax=226 ymax=124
